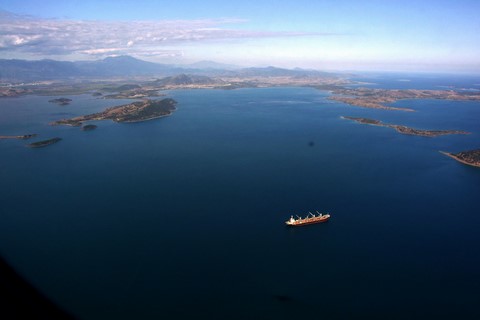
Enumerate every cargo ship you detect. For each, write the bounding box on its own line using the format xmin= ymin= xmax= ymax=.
xmin=285 ymin=211 xmax=330 ymax=226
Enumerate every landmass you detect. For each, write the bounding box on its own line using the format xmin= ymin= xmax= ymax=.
xmin=440 ymin=149 xmax=480 ymax=168
xmin=27 ymin=137 xmax=62 ymax=148
xmin=342 ymin=116 xmax=470 ymax=137
xmin=51 ymin=98 xmax=177 ymax=126
xmin=0 ymin=87 xmax=32 ymax=97
xmin=323 ymin=87 xmax=480 ymax=111
xmin=48 ymin=98 xmax=72 ymax=105
xmin=81 ymin=124 xmax=97 ymax=131
xmin=102 ymin=89 xmax=165 ymax=99
xmin=100 ymin=84 xmax=165 ymax=99
xmin=1 ymin=72 xmax=350 ymax=98
xmin=0 ymin=134 xmax=38 ymax=140
xmin=7 ymin=78 xmax=479 ymax=113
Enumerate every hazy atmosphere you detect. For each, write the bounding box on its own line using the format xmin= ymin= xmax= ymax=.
xmin=1 ymin=0 xmax=479 ymax=72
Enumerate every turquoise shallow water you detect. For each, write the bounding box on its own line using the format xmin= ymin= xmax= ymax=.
xmin=1 ymin=79 xmax=480 ymax=319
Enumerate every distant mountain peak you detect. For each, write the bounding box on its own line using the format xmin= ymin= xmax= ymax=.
xmin=0 ymin=56 xmax=335 ymax=82
xmin=102 ymin=55 xmax=141 ymax=62
xmin=184 ymin=60 xmax=240 ymax=70
xmin=155 ymin=74 xmax=219 ymax=86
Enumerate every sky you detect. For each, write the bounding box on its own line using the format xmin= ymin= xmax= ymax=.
xmin=0 ymin=0 xmax=479 ymax=72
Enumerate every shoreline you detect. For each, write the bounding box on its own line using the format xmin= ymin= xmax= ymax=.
xmin=439 ymin=151 xmax=480 ymax=168
xmin=331 ymin=96 xmax=415 ymax=111
xmin=119 ymin=106 xmax=177 ymax=123
xmin=51 ymin=98 xmax=177 ymax=126
xmin=341 ymin=116 xmax=470 ymax=137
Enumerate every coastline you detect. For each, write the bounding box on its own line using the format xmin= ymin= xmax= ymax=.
xmin=331 ymin=96 xmax=415 ymax=111
xmin=118 ymin=106 xmax=177 ymax=123
xmin=439 ymin=151 xmax=480 ymax=168
xmin=341 ymin=116 xmax=470 ymax=137
xmin=51 ymin=98 xmax=177 ymax=126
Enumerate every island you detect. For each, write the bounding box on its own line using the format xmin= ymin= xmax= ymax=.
xmin=342 ymin=116 xmax=470 ymax=137
xmin=81 ymin=124 xmax=98 ymax=131
xmin=48 ymin=98 xmax=72 ymax=105
xmin=51 ymin=98 xmax=177 ymax=126
xmin=0 ymin=134 xmax=38 ymax=140
xmin=440 ymin=149 xmax=480 ymax=168
xmin=27 ymin=137 xmax=62 ymax=148
xmin=323 ymin=87 xmax=480 ymax=111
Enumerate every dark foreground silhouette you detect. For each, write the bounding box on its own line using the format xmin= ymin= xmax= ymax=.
xmin=0 ymin=256 xmax=75 ymax=319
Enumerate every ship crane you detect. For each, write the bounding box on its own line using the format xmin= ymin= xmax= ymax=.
xmin=285 ymin=210 xmax=331 ymax=226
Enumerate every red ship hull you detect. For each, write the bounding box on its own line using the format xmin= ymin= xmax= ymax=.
xmin=285 ymin=214 xmax=330 ymax=226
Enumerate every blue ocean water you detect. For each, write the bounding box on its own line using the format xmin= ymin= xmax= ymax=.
xmin=1 ymin=76 xmax=480 ymax=319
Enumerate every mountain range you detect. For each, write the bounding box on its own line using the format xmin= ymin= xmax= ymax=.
xmin=0 ymin=56 xmax=336 ymax=82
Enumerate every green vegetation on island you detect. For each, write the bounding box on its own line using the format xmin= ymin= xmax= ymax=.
xmin=51 ymin=98 xmax=177 ymax=126
xmin=440 ymin=150 xmax=480 ymax=168
xmin=342 ymin=116 xmax=470 ymax=137
xmin=27 ymin=137 xmax=62 ymax=148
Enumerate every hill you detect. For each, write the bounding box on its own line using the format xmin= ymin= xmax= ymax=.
xmin=0 ymin=56 xmax=338 ymax=82
xmin=0 ymin=56 xmax=180 ymax=81
xmin=153 ymin=74 xmax=221 ymax=86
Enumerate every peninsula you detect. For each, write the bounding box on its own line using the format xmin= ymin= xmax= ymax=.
xmin=0 ymin=134 xmax=38 ymax=140
xmin=342 ymin=116 xmax=470 ymax=137
xmin=324 ymin=87 xmax=480 ymax=111
xmin=102 ymin=84 xmax=165 ymax=99
xmin=51 ymin=98 xmax=177 ymax=126
xmin=440 ymin=150 xmax=480 ymax=168
xmin=27 ymin=137 xmax=62 ymax=148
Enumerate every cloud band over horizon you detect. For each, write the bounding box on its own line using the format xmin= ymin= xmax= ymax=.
xmin=0 ymin=10 xmax=335 ymax=60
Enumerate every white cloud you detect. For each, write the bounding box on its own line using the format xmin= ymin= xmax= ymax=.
xmin=0 ymin=11 xmax=333 ymax=59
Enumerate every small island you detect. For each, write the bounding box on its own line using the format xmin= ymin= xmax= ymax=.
xmin=342 ymin=116 xmax=470 ymax=137
xmin=440 ymin=149 xmax=480 ymax=168
xmin=48 ymin=98 xmax=72 ymax=106
xmin=81 ymin=124 xmax=98 ymax=131
xmin=27 ymin=137 xmax=62 ymax=148
xmin=0 ymin=134 xmax=38 ymax=140
xmin=51 ymin=98 xmax=177 ymax=126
